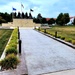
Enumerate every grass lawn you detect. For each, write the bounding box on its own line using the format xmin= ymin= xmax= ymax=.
xmin=40 ymin=25 xmax=75 ymax=45
xmin=0 ymin=29 xmax=13 ymax=57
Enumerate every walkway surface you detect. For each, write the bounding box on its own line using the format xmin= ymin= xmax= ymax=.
xmin=0 ymin=28 xmax=75 ymax=75
xmin=20 ymin=29 xmax=75 ymax=75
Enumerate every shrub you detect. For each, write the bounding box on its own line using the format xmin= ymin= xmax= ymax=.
xmin=50 ymin=33 xmax=52 ymax=35
xmin=5 ymin=28 xmax=18 ymax=56
xmin=61 ymin=36 xmax=65 ymax=40
xmin=65 ymin=38 xmax=72 ymax=43
xmin=7 ymin=43 xmax=17 ymax=49
xmin=72 ymin=40 xmax=75 ymax=45
xmin=47 ymin=32 xmax=50 ymax=34
xmin=51 ymin=34 xmax=55 ymax=37
xmin=57 ymin=35 xmax=61 ymax=38
xmin=0 ymin=54 xmax=20 ymax=70
xmin=38 ymin=27 xmax=40 ymax=31
xmin=5 ymin=47 xmax=18 ymax=56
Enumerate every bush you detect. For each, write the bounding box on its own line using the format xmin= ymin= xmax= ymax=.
xmin=5 ymin=28 xmax=18 ymax=56
xmin=72 ymin=40 xmax=75 ymax=45
xmin=7 ymin=43 xmax=17 ymax=49
xmin=65 ymin=38 xmax=72 ymax=43
xmin=57 ymin=35 xmax=61 ymax=38
xmin=51 ymin=34 xmax=55 ymax=37
xmin=0 ymin=54 xmax=20 ymax=70
xmin=61 ymin=36 xmax=65 ymax=40
xmin=6 ymin=46 xmax=17 ymax=56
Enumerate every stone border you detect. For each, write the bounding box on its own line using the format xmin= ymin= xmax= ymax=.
xmin=35 ymin=29 xmax=75 ymax=49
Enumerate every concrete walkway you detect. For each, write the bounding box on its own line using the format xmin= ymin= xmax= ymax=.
xmin=20 ymin=29 xmax=75 ymax=75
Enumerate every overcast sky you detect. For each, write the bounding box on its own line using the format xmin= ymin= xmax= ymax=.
xmin=0 ymin=0 xmax=75 ymax=18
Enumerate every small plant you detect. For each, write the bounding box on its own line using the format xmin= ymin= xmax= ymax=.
xmin=47 ymin=32 xmax=50 ymax=34
xmin=8 ymin=43 xmax=17 ymax=49
xmin=5 ymin=47 xmax=18 ymax=56
xmin=50 ymin=33 xmax=52 ymax=35
xmin=38 ymin=27 xmax=41 ymax=31
xmin=72 ymin=40 xmax=75 ymax=45
xmin=51 ymin=34 xmax=55 ymax=37
xmin=61 ymin=36 xmax=65 ymax=40
xmin=68 ymin=39 xmax=72 ymax=43
xmin=44 ymin=29 xmax=46 ymax=33
xmin=57 ymin=35 xmax=61 ymax=38
xmin=65 ymin=38 xmax=72 ymax=43
xmin=0 ymin=54 xmax=20 ymax=70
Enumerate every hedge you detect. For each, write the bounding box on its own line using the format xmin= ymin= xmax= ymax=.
xmin=0 ymin=54 xmax=19 ymax=70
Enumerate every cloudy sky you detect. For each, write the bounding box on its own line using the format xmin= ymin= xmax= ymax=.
xmin=0 ymin=0 xmax=75 ymax=18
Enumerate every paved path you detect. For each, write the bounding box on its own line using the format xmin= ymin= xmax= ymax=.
xmin=20 ymin=29 xmax=75 ymax=75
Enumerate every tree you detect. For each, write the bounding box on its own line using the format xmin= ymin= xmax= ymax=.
xmin=0 ymin=12 xmax=12 ymax=23
xmin=63 ymin=13 xmax=70 ymax=24
xmin=33 ymin=18 xmax=41 ymax=23
xmin=41 ymin=18 xmax=47 ymax=24
xmin=37 ymin=13 xmax=42 ymax=19
xmin=56 ymin=13 xmax=70 ymax=25
xmin=17 ymin=12 xmax=21 ymax=18
xmin=0 ymin=16 xmax=6 ymax=24
xmin=22 ymin=12 xmax=25 ymax=18
xmin=48 ymin=18 xmax=55 ymax=25
xmin=25 ymin=12 xmax=29 ymax=19
xmin=14 ymin=12 xmax=17 ymax=18
xmin=56 ymin=13 xmax=64 ymax=25
xmin=29 ymin=13 xmax=32 ymax=19
xmin=10 ymin=13 xmax=13 ymax=22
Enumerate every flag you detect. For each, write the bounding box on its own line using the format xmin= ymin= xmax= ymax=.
xmin=12 ymin=7 xmax=17 ymax=11
xmin=30 ymin=9 xmax=33 ymax=12
xmin=21 ymin=4 xmax=24 ymax=8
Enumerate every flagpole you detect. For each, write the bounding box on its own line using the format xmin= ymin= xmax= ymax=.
xmin=12 ymin=7 xmax=14 ymax=22
xmin=21 ymin=3 xmax=22 ymax=18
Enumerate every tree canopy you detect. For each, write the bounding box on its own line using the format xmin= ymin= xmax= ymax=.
xmin=48 ymin=18 xmax=55 ymax=25
xmin=56 ymin=13 xmax=70 ymax=25
xmin=0 ymin=12 xmax=12 ymax=24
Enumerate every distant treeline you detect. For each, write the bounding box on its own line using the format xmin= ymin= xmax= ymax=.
xmin=0 ymin=12 xmax=33 ymax=24
xmin=33 ymin=13 xmax=75 ymax=26
xmin=0 ymin=12 xmax=12 ymax=24
xmin=13 ymin=12 xmax=33 ymax=19
xmin=0 ymin=12 xmax=75 ymax=26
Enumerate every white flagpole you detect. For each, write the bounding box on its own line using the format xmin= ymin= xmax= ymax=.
xmin=21 ymin=3 xmax=22 ymax=18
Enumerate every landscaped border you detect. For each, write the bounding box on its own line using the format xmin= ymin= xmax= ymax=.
xmin=0 ymin=27 xmax=19 ymax=70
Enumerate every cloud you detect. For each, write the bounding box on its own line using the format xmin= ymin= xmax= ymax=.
xmin=28 ymin=0 xmax=60 ymax=17
xmin=0 ymin=0 xmax=75 ymax=18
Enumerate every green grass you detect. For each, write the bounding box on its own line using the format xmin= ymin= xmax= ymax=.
xmin=40 ymin=25 xmax=75 ymax=45
xmin=0 ymin=29 xmax=13 ymax=57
